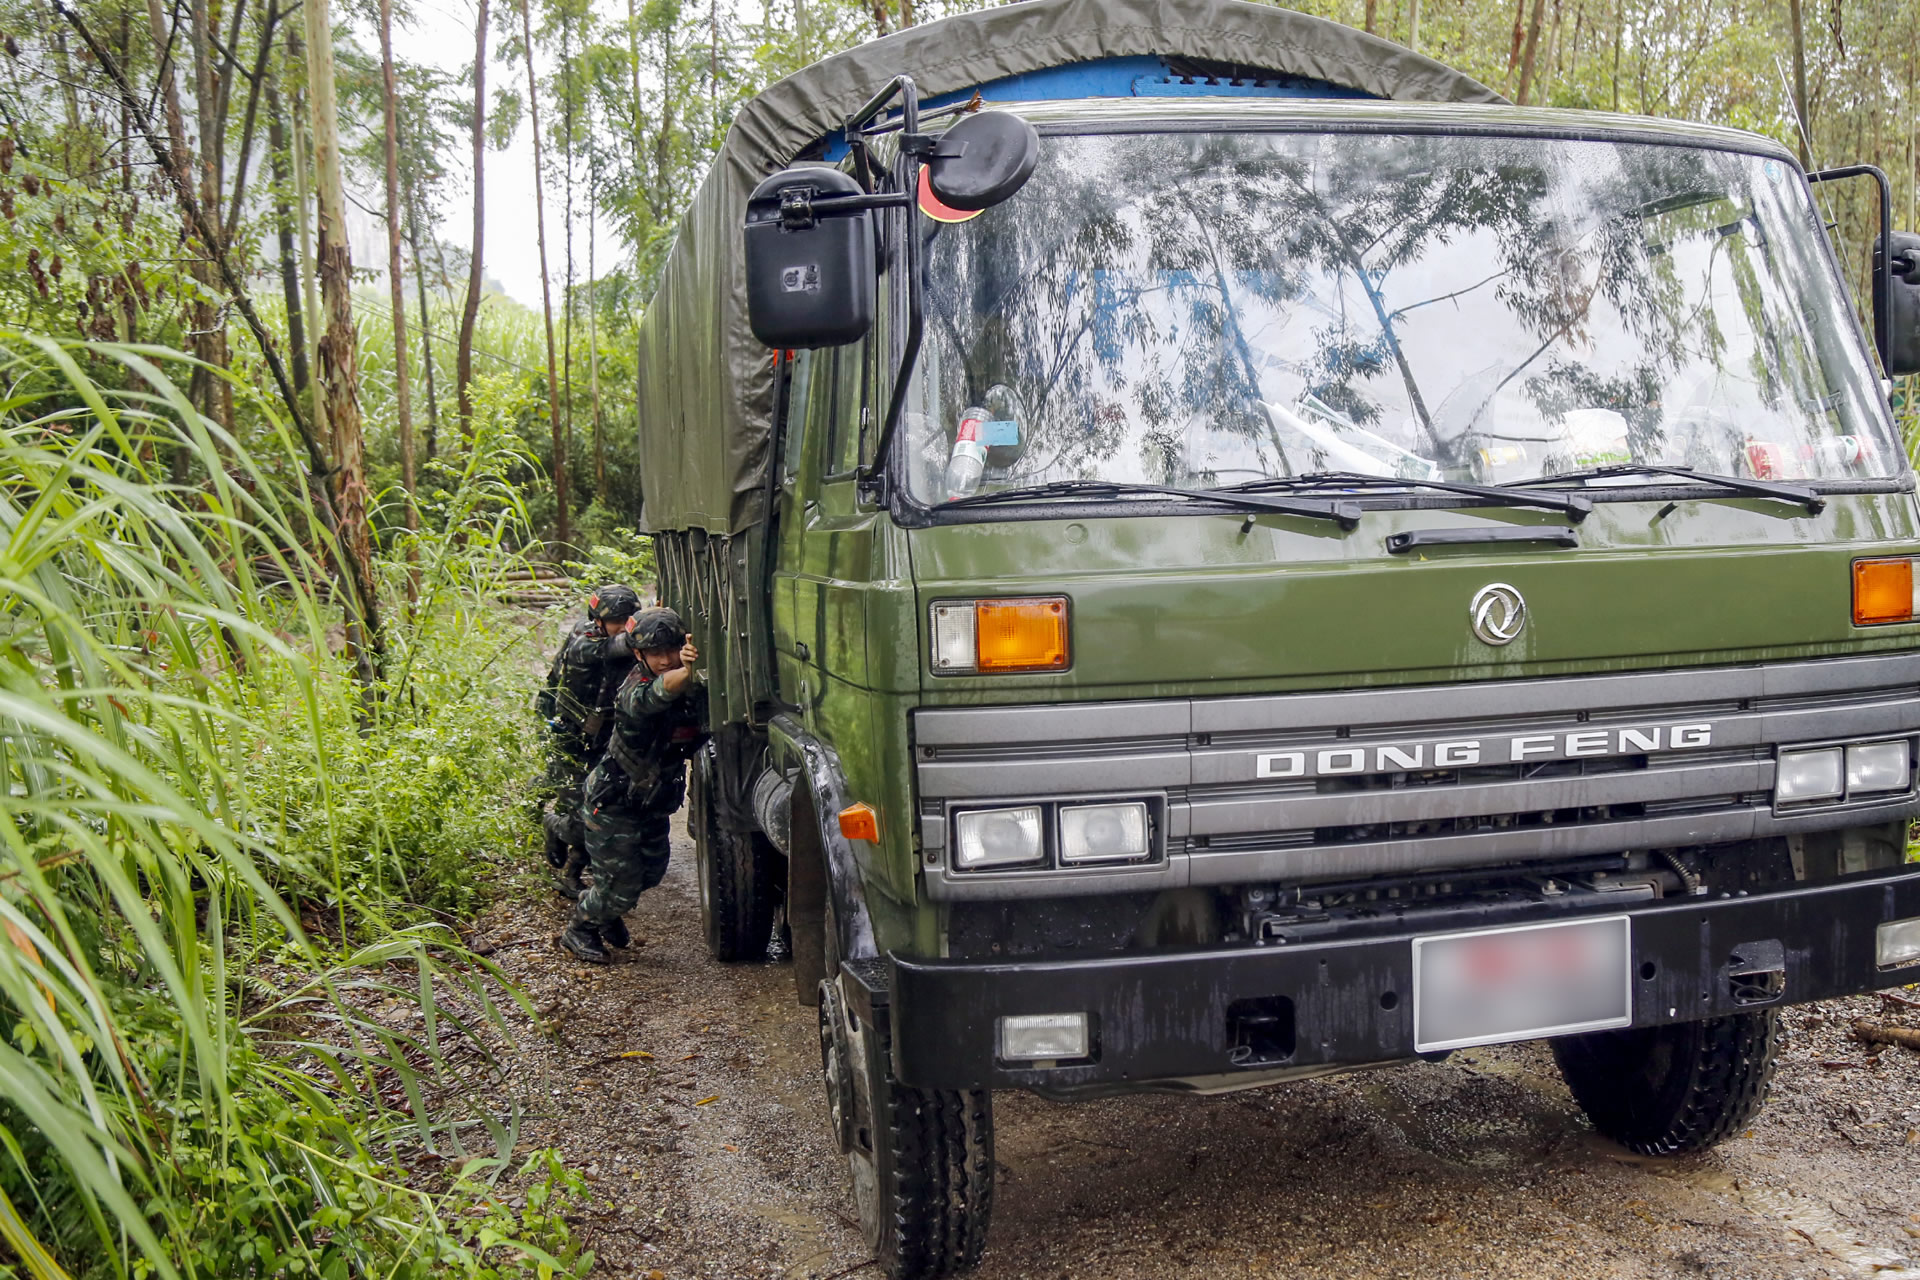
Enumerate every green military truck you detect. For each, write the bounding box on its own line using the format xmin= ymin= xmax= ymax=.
xmin=633 ymin=2 xmax=1920 ymax=1275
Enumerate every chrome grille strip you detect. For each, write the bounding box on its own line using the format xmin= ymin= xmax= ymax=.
xmin=1185 ymin=759 xmax=1772 ymax=835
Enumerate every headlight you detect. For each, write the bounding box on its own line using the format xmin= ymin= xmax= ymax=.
xmin=1852 ymin=557 xmax=1920 ymax=625
xmin=1845 ymin=741 xmax=1910 ymax=794
xmin=998 ymin=1013 xmax=1090 ymax=1062
xmin=1775 ymin=747 xmax=1844 ymax=802
xmin=954 ymin=806 xmax=1044 ymax=869
xmin=1059 ymin=802 xmax=1150 ymax=864
xmin=1878 ymin=917 xmax=1920 ymax=970
xmin=930 ymin=597 xmax=1069 ymax=673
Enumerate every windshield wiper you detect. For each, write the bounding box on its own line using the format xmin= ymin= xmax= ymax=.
xmin=1504 ymin=464 xmax=1824 ymax=514
xmin=937 ymin=479 xmax=1363 ymax=528
xmin=1213 ymin=471 xmax=1592 ymax=521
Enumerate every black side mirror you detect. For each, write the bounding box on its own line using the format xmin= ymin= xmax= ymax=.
xmin=924 ymin=111 xmax=1040 ymax=212
xmin=744 ymin=166 xmax=875 ymax=350
xmin=1875 ymin=231 xmax=1920 ymax=376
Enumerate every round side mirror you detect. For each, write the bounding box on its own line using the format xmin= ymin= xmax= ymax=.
xmin=925 ymin=111 xmax=1040 ymax=213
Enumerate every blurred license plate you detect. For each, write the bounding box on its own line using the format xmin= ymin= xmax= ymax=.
xmin=1413 ymin=916 xmax=1632 ymax=1053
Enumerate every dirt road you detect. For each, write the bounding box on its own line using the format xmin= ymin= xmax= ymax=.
xmin=478 ymin=821 xmax=1920 ymax=1280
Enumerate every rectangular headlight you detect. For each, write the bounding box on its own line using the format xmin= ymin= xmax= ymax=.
xmin=953 ymin=806 xmax=1044 ymax=869
xmin=1776 ymin=747 xmax=1844 ymax=802
xmin=1059 ymin=802 xmax=1150 ymax=864
xmin=998 ymin=1012 xmax=1089 ymax=1061
xmin=1846 ymin=741 xmax=1910 ymax=794
xmin=1878 ymin=917 xmax=1920 ymax=969
xmin=929 ymin=597 xmax=1069 ymax=674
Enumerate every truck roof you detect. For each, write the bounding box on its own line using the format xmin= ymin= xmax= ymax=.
xmin=978 ymin=98 xmax=1799 ymax=161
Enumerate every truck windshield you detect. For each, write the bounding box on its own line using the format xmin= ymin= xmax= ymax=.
xmin=901 ymin=129 xmax=1899 ymax=506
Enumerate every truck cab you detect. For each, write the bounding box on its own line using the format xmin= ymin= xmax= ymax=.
xmin=636 ymin=6 xmax=1920 ymax=1278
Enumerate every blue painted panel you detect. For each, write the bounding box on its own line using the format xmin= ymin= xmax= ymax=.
xmin=817 ymin=54 xmax=1376 ymax=160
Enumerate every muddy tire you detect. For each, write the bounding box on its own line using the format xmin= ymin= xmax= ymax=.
xmin=1552 ymin=1010 xmax=1781 ymax=1155
xmin=692 ymin=755 xmax=779 ymax=962
xmin=820 ymin=975 xmax=994 ymax=1279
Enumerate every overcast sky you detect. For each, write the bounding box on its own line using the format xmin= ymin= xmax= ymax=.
xmin=385 ymin=0 xmax=628 ymax=308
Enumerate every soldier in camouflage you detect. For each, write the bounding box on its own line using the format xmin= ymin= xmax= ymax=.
xmin=534 ymin=584 xmax=641 ymax=895
xmin=559 ymin=607 xmax=707 ymax=964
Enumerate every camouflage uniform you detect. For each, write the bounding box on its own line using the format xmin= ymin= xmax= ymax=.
xmin=534 ymin=587 xmax=639 ymax=874
xmin=574 ymin=660 xmax=708 ymax=928
xmin=539 ymin=621 xmax=635 ymax=854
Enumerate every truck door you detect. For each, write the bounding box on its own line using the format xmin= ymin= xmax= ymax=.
xmin=774 ymin=337 xmax=876 ymax=723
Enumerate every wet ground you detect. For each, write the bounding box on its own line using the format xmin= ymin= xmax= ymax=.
xmin=475 ymin=821 xmax=1920 ymax=1280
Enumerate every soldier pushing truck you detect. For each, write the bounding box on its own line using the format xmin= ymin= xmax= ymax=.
xmin=535 ymin=584 xmax=641 ymax=896
xmin=558 ymin=608 xmax=708 ymax=964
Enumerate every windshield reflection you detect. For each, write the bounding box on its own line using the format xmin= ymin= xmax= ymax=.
xmin=902 ymin=129 xmax=1896 ymax=506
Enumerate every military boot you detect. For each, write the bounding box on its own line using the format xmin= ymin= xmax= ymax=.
xmin=540 ymin=810 xmax=571 ymax=869
xmin=558 ymin=920 xmax=610 ymax=964
xmin=601 ymin=916 xmax=630 ymax=949
xmin=552 ymin=846 xmax=589 ymax=901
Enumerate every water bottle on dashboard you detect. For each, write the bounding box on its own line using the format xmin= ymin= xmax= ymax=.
xmin=944 ymin=405 xmax=989 ymax=500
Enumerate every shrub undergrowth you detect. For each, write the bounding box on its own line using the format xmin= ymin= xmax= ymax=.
xmin=0 ymin=332 xmax=590 ymax=1279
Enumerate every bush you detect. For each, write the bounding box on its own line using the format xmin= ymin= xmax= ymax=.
xmin=0 ymin=332 xmax=583 ymax=1280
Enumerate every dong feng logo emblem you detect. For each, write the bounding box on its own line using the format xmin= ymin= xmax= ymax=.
xmin=1470 ymin=583 xmax=1527 ymax=646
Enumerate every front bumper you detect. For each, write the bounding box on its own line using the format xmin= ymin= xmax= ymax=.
xmin=873 ymin=869 xmax=1920 ymax=1091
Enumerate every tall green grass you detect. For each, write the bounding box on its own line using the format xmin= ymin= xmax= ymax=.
xmin=0 ymin=332 xmax=588 ymax=1279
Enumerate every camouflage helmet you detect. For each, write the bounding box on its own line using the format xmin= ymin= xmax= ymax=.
xmin=629 ymin=606 xmax=689 ymax=653
xmin=587 ymin=584 xmax=642 ymax=623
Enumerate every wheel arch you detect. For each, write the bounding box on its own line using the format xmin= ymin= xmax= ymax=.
xmin=770 ymin=714 xmax=878 ymax=1005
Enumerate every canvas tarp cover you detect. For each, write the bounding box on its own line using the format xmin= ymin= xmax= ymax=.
xmin=635 ymin=0 xmax=1504 ymax=535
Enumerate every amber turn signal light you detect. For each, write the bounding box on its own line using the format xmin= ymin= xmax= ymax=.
xmin=976 ymin=597 xmax=1069 ymax=671
xmin=838 ymin=803 xmax=879 ymax=843
xmin=930 ymin=596 xmax=1071 ymax=673
xmin=1853 ymin=558 xmax=1920 ymax=625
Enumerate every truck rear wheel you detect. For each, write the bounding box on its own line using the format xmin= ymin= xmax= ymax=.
xmin=819 ymin=972 xmax=994 ymax=1279
xmin=692 ymin=757 xmax=780 ymax=962
xmin=1551 ymin=1010 xmax=1781 ymax=1155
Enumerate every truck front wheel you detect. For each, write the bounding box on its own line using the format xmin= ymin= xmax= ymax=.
xmin=819 ymin=972 xmax=995 ymax=1280
xmin=691 ymin=753 xmax=780 ymax=962
xmin=1551 ymin=1010 xmax=1782 ymax=1155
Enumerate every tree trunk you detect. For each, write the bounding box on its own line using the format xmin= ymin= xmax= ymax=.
xmin=406 ymin=185 xmax=441 ymax=461
xmin=143 ymin=0 xmax=212 ymax=478
xmin=288 ymin=26 xmax=328 ymax=451
xmin=1788 ymin=0 xmax=1812 ymax=166
xmin=377 ymin=0 xmax=419 ymax=584
xmin=588 ymin=173 xmax=604 ymax=496
xmin=868 ymin=0 xmax=888 ymax=38
xmin=1516 ymin=0 xmax=1549 ymax=104
xmin=1610 ymin=0 xmax=1624 ymax=112
xmin=562 ymin=9 xmax=575 ymax=504
xmin=521 ymin=0 xmax=571 ymax=554
xmin=185 ymin=0 xmax=233 ymax=433
xmin=1508 ymin=0 xmax=1529 ymax=71
xmin=1364 ymin=0 xmax=1378 ymax=35
xmin=306 ymin=0 xmax=386 ymax=688
xmin=1407 ymin=0 xmax=1421 ymax=52
xmin=457 ymin=0 xmax=489 ymax=435
xmin=266 ymin=83 xmax=309 ymax=398
xmin=628 ymin=0 xmax=645 ymax=194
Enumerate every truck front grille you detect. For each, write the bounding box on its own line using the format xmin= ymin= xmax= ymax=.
xmin=913 ymin=652 xmax=1920 ymax=896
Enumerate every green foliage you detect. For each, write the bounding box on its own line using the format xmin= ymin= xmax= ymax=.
xmin=0 ymin=333 xmax=576 ymax=1279
xmin=564 ymin=510 xmax=656 ymax=592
